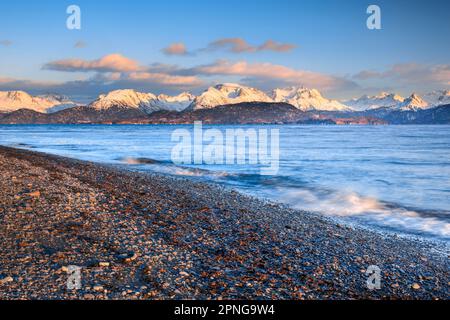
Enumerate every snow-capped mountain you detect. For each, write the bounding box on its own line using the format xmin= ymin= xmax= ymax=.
xmin=2 ymin=86 xmax=449 ymax=117
xmin=189 ymin=83 xmax=272 ymax=110
xmin=344 ymin=92 xmax=405 ymax=111
xmin=344 ymin=91 xmax=450 ymax=111
xmin=396 ymin=93 xmax=429 ymax=111
xmin=0 ymin=91 xmax=77 ymax=113
xmin=271 ymin=87 xmax=350 ymax=111
xmin=89 ymin=89 xmax=158 ymax=113
xmin=88 ymin=89 xmax=195 ymax=113
xmin=153 ymin=92 xmax=195 ymax=112
xmin=423 ymin=90 xmax=450 ymax=107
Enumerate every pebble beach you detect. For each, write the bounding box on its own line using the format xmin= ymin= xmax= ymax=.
xmin=0 ymin=146 xmax=448 ymax=300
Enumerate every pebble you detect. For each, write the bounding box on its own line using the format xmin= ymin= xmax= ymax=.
xmin=0 ymin=146 xmax=448 ymax=300
xmin=412 ymin=283 xmax=421 ymax=290
xmin=28 ymin=191 xmax=41 ymax=198
xmin=0 ymin=276 xmax=14 ymax=285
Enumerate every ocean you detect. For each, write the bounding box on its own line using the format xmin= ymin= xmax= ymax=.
xmin=1 ymin=124 xmax=449 ymax=243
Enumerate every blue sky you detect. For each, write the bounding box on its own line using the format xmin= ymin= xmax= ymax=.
xmin=0 ymin=0 xmax=449 ymax=101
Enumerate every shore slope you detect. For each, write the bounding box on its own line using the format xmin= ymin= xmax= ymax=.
xmin=0 ymin=146 xmax=448 ymax=299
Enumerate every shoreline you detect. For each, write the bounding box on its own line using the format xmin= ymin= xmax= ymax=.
xmin=120 ymin=164 xmax=450 ymax=256
xmin=0 ymin=146 xmax=448 ymax=299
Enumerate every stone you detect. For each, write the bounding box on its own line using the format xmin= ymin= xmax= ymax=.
xmin=0 ymin=276 xmax=14 ymax=285
xmin=28 ymin=191 xmax=41 ymax=198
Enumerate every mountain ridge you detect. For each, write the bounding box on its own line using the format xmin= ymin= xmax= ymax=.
xmin=1 ymin=85 xmax=450 ymax=124
xmin=2 ymin=85 xmax=450 ymax=115
xmin=0 ymin=91 xmax=78 ymax=113
xmin=0 ymin=101 xmax=448 ymax=125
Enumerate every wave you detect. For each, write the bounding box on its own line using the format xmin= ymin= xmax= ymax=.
xmin=276 ymin=187 xmax=450 ymax=241
xmin=119 ymin=157 xmax=170 ymax=165
xmin=118 ymin=155 xmax=450 ymax=242
xmin=120 ymin=156 xmax=233 ymax=179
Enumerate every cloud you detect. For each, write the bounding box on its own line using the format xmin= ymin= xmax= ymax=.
xmin=0 ymin=74 xmax=202 ymax=104
xmin=7 ymin=53 xmax=360 ymax=100
xmin=0 ymin=77 xmax=57 ymax=89
xmin=127 ymin=72 xmax=202 ymax=86
xmin=257 ymin=40 xmax=297 ymax=52
xmin=0 ymin=40 xmax=13 ymax=46
xmin=353 ymin=70 xmax=382 ymax=80
xmin=204 ymin=38 xmax=296 ymax=53
xmin=429 ymin=65 xmax=450 ymax=85
xmin=353 ymin=63 xmax=450 ymax=85
xmin=44 ymin=54 xmax=141 ymax=72
xmin=147 ymin=63 xmax=185 ymax=74
xmin=162 ymin=38 xmax=296 ymax=56
xmin=186 ymin=60 xmax=355 ymax=91
xmin=43 ymin=54 xmax=203 ymax=88
xmin=162 ymin=43 xmax=188 ymax=56
xmin=206 ymin=38 xmax=254 ymax=53
xmin=74 ymin=41 xmax=87 ymax=48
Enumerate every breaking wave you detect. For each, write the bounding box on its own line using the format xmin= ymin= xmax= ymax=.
xmin=121 ymin=157 xmax=450 ymax=241
xmin=275 ymin=187 xmax=450 ymax=241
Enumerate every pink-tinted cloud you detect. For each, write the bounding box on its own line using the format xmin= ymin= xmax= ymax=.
xmin=164 ymin=38 xmax=296 ymax=56
xmin=42 ymin=54 xmax=203 ymax=89
xmin=162 ymin=43 xmax=188 ymax=56
xmin=206 ymin=38 xmax=296 ymax=53
xmin=128 ymin=72 xmax=203 ymax=86
xmin=44 ymin=54 xmax=141 ymax=72
xmin=0 ymin=73 xmax=202 ymax=103
xmin=189 ymin=60 xmax=353 ymax=90
xmin=354 ymin=63 xmax=450 ymax=85
xmin=0 ymin=76 xmax=58 ymax=88
xmin=256 ymin=40 xmax=296 ymax=52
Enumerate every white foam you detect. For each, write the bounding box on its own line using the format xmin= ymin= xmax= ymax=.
xmin=278 ymin=188 xmax=450 ymax=240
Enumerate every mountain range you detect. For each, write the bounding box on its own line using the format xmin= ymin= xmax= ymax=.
xmin=0 ymin=91 xmax=78 ymax=113
xmin=0 ymin=84 xmax=449 ymax=124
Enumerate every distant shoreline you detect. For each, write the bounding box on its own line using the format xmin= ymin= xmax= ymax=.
xmin=0 ymin=146 xmax=448 ymax=299
xmin=1 ymin=101 xmax=449 ymax=125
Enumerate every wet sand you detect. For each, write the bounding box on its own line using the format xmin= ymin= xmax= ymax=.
xmin=0 ymin=146 xmax=448 ymax=299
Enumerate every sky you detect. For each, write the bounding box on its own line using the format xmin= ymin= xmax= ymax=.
xmin=0 ymin=0 xmax=449 ymax=102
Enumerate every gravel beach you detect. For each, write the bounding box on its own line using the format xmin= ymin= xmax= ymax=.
xmin=0 ymin=146 xmax=448 ymax=300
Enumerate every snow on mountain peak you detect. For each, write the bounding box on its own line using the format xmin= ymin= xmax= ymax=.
xmin=89 ymin=89 xmax=157 ymax=111
xmin=422 ymin=90 xmax=450 ymax=107
xmin=271 ymin=86 xmax=349 ymax=111
xmin=397 ymin=93 xmax=429 ymax=111
xmin=0 ymin=90 xmax=77 ymax=113
xmin=189 ymin=83 xmax=272 ymax=110
xmin=2 ymin=86 xmax=449 ymax=116
xmin=89 ymin=89 xmax=195 ymax=113
xmin=344 ymin=92 xmax=405 ymax=111
xmin=154 ymin=92 xmax=195 ymax=112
